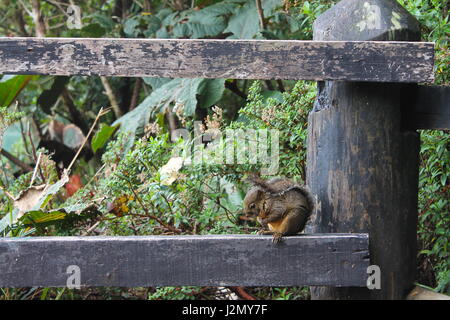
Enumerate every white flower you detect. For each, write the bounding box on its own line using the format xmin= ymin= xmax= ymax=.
xmin=159 ymin=157 xmax=184 ymax=186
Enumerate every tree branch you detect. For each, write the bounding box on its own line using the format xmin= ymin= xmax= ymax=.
xmin=61 ymin=88 xmax=89 ymax=135
xmin=255 ymin=0 xmax=266 ymax=30
xmin=225 ymin=81 xmax=248 ymax=100
xmin=129 ymin=78 xmax=142 ymax=111
xmin=100 ymin=76 xmax=122 ymax=119
xmin=0 ymin=149 xmax=33 ymax=172
xmin=31 ymin=0 xmax=46 ymax=37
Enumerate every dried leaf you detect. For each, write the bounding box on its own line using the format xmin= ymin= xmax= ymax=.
xmin=14 ymin=185 xmax=46 ymax=218
xmin=13 ymin=171 xmax=70 ymax=219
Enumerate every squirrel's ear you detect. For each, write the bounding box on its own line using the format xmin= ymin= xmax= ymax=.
xmin=255 ymin=187 xmax=264 ymax=200
xmin=245 ymin=173 xmax=260 ymax=183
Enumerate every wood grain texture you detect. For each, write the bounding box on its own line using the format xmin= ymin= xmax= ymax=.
xmin=0 ymin=234 xmax=369 ymax=288
xmin=409 ymin=85 xmax=450 ymax=130
xmin=306 ymin=82 xmax=419 ymax=300
xmin=0 ymin=37 xmax=435 ymax=83
xmin=307 ymin=0 xmax=424 ymax=301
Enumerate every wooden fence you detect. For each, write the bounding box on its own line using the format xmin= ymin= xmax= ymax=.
xmin=0 ymin=0 xmax=448 ymax=299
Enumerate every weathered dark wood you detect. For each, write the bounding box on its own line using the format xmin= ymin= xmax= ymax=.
xmin=409 ymin=85 xmax=450 ymax=130
xmin=0 ymin=234 xmax=369 ymax=288
xmin=0 ymin=37 xmax=434 ymax=83
xmin=307 ymin=0 xmax=421 ymax=300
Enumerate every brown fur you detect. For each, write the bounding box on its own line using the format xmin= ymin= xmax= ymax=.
xmin=243 ymin=175 xmax=315 ymax=243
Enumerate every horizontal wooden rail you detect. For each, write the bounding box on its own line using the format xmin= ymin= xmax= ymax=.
xmin=0 ymin=37 xmax=434 ymax=83
xmin=0 ymin=234 xmax=369 ymax=288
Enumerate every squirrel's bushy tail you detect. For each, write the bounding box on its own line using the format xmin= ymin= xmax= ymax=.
xmin=246 ymin=174 xmax=316 ymax=216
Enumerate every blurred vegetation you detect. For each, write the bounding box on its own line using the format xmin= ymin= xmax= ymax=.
xmin=0 ymin=0 xmax=448 ymax=299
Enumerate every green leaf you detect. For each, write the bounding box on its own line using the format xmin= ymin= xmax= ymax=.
xmin=33 ymin=173 xmax=70 ymax=211
xmin=81 ymin=23 xmax=106 ymax=37
xmin=123 ymin=16 xmax=141 ymax=37
xmin=18 ymin=203 xmax=100 ymax=227
xmin=224 ymin=1 xmax=260 ymax=39
xmin=113 ymin=78 xmax=206 ymax=151
xmin=0 ymin=75 xmax=36 ymax=107
xmin=142 ymin=77 xmax=172 ymax=90
xmin=441 ymin=174 xmax=447 ymax=187
xmin=224 ymin=0 xmax=281 ymax=39
xmin=92 ymin=124 xmax=119 ymax=153
xmin=173 ymin=11 xmax=226 ymax=38
xmin=0 ymin=208 xmax=18 ymax=234
xmin=198 ymin=79 xmax=226 ymax=109
xmin=261 ymin=90 xmax=284 ymax=103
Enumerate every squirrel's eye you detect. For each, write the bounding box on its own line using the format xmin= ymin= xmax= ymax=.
xmin=249 ymin=203 xmax=256 ymax=209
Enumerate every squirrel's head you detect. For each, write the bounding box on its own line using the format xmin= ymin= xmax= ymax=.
xmin=243 ymin=187 xmax=264 ymax=215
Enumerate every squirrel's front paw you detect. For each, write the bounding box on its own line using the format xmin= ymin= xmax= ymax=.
xmin=272 ymin=233 xmax=283 ymax=244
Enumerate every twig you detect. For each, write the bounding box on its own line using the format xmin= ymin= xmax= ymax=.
xmin=0 ymin=184 xmax=15 ymax=201
xmin=255 ymin=0 xmax=266 ymax=30
xmin=18 ymin=119 xmax=31 ymax=156
xmin=27 ymin=123 xmax=45 ymax=182
xmin=0 ymin=148 xmax=33 ymax=172
xmin=29 ymin=151 xmax=43 ymax=187
xmin=61 ymin=88 xmax=89 ymax=135
xmin=254 ymin=1 xmax=276 ymax=92
xmin=84 ymin=163 xmax=106 ymax=188
xmin=31 ymin=0 xmax=46 ymax=37
xmin=81 ymin=221 xmax=101 ymax=236
xmin=165 ymin=108 xmax=178 ymax=140
xmin=14 ymin=7 xmax=29 ymax=36
xmin=276 ymin=79 xmax=285 ymax=92
xmin=100 ymin=77 xmax=122 ymax=118
xmin=67 ymin=107 xmax=111 ymax=172
xmin=129 ymin=78 xmax=142 ymax=111
xmin=225 ymin=81 xmax=248 ymax=100
xmin=122 ymin=177 xmax=182 ymax=234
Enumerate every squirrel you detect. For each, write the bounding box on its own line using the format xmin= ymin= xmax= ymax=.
xmin=243 ymin=175 xmax=315 ymax=243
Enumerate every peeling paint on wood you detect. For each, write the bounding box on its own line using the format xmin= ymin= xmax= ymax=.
xmin=0 ymin=234 xmax=369 ymax=287
xmin=0 ymin=37 xmax=435 ymax=83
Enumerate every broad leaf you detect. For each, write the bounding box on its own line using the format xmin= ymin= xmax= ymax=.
xmin=0 ymin=75 xmax=36 ymax=107
xmin=92 ymin=123 xmax=119 ymax=153
xmin=13 ymin=171 xmax=70 ymax=219
xmin=198 ymin=79 xmax=226 ymax=109
xmin=114 ymin=78 xmax=206 ymax=137
xmin=142 ymin=77 xmax=172 ymax=90
xmin=18 ymin=203 xmax=100 ymax=227
xmin=224 ymin=0 xmax=282 ymax=39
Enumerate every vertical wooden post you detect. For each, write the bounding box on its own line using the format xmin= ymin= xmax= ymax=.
xmin=306 ymin=0 xmax=422 ymax=299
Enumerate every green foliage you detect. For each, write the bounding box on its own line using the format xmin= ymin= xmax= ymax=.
xmin=0 ymin=0 xmax=448 ymax=300
xmin=0 ymin=75 xmax=37 ymax=108
xmin=92 ymin=124 xmax=119 ymax=153
xmin=418 ymin=131 xmax=450 ymax=293
xmin=234 ymin=80 xmax=315 ymax=181
xmin=397 ymin=0 xmax=449 ymax=84
xmin=114 ymin=78 xmax=225 ymax=140
xmin=396 ymin=0 xmax=449 ymax=294
xmin=148 ymin=287 xmax=200 ymax=300
xmin=0 ymin=107 xmax=25 ymax=133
